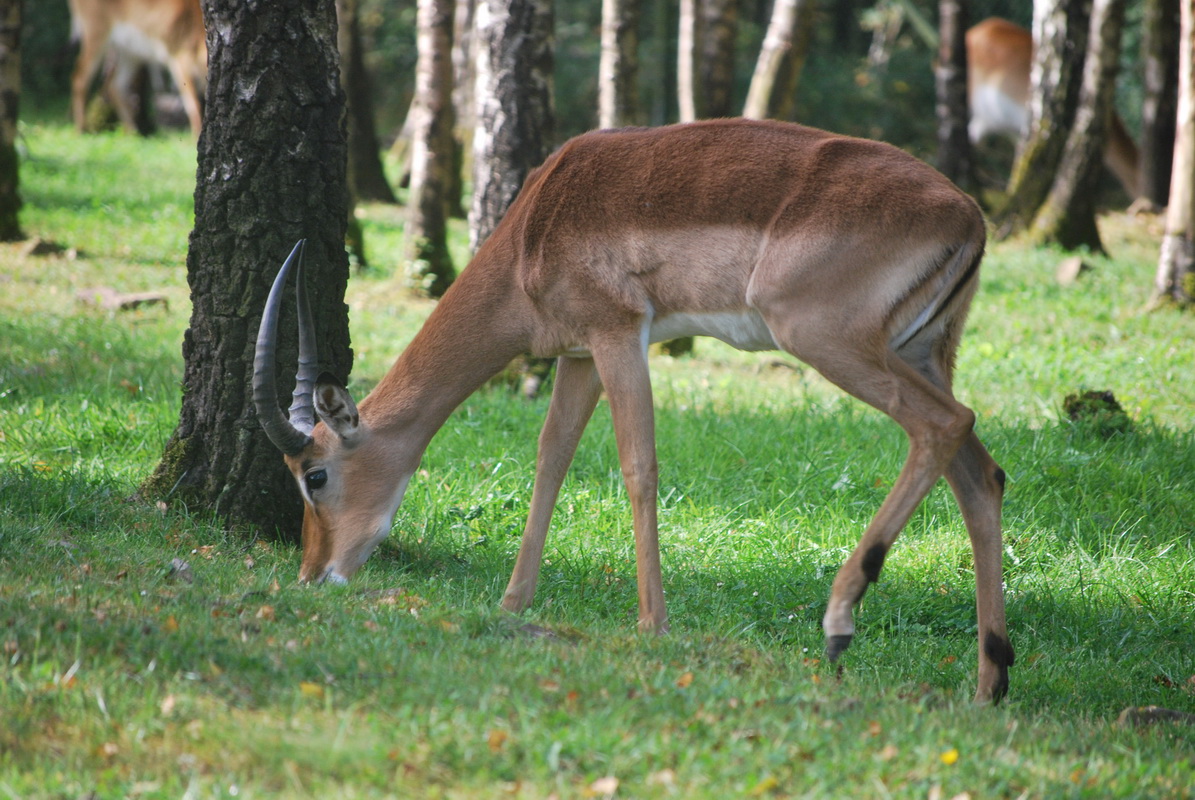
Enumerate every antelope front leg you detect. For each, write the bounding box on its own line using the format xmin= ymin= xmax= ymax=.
xmin=502 ymin=356 xmax=603 ymax=614
xmin=593 ymin=340 xmax=668 ymax=634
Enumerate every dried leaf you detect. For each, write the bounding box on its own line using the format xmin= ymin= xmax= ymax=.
xmin=675 ymin=671 xmax=694 ymax=689
xmin=299 ymin=681 xmax=325 ymax=699
xmin=487 ymin=729 xmax=508 ymax=753
xmin=160 ymin=694 xmax=177 ymax=716
xmin=584 ymin=776 xmax=619 ymax=797
xmin=749 ymin=775 xmax=779 ymax=795
xmin=646 ymin=769 xmax=676 ymax=787
xmin=255 ymin=605 xmax=275 ymax=622
xmin=163 ymin=615 xmax=179 ymax=634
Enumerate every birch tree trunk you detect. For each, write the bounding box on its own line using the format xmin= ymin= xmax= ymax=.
xmin=0 ymin=0 xmax=21 ymax=242
xmin=404 ymin=0 xmax=457 ymax=297
xmin=1000 ymin=0 xmax=1090 ymax=235
xmin=1141 ymin=0 xmax=1180 ymax=209
xmin=600 ymin=0 xmax=642 ymax=128
xmin=742 ymin=0 xmax=815 ymax=121
xmin=1152 ymin=0 xmax=1195 ymax=307
xmin=1028 ymin=0 xmax=1126 ymax=252
xmin=470 ymin=0 xmax=554 ymax=250
xmin=935 ymin=0 xmax=973 ymax=189
xmin=142 ymin=0 xmax=352 ymax=540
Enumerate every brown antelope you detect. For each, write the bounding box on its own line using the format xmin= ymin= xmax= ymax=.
xmin=69 ymin=0 xmax=207 ymax=137
xmin=255 ymin=119 xmax=1014 ymax=703
xmin=967 ymin=17 xmax=1141 ymax=200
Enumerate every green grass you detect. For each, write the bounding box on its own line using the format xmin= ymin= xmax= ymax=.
xmin=2 ymin=123 xmax=1194 ymax=799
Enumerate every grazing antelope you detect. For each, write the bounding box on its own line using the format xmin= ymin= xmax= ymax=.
xmin=69 ymin=0 xmax=207 ymax=137
xmin=967 ymin=17 xmax=1141 ymax=200
xmin=255 ymin=119 xmax=1014 ymax=703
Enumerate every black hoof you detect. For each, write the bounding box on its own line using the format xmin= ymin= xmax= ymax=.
xmin=825 ymin=634 xmax=853 ymax=662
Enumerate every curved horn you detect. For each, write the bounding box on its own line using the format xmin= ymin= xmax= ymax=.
xmin=253 ymin=240 xmax=317 ymax=455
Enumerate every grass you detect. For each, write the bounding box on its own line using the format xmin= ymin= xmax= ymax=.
xmin=2 ymin=122 xmax=1195 ymax=799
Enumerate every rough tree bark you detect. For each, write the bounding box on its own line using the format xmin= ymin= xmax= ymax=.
xmin=600 ymin=0 xmax=642 ymax=128
xmin=1152 ymin=0 xmax=1195 ymax=307
xmin=1028 ymin=0 xmax=1126 ymax=252
xmin=404 ymin=0 xmax=457 ymax=298
xmin=142 ymin=0 xmax=352 ymax=540
xmin=472 ymin=0 xmax=554 ymax=396
xmin=1141 ymin=0 xmax=1180 ymax=208
xmin=0 ymin=0 xmax=21 ymax=242
xmin=470 ymin=0 xmax=554 ymax=250
xmin=339 ymin=0 xmax=397 ymax=204
xmin=1000 ymin=0 xmax=1091 ymax=235
xmin=679 ymin=0 xmax=737 ymax=122
xmin=743 ymin=0 xmax=815 ymax=121
xmin=935 ymin=0 xmax=973 ymax=190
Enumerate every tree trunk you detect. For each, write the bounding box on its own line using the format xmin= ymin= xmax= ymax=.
xmin=1000 ymin=0 xmax=1091 ymax=235
xmin=1141 ymin=0 xmax=1181 ymax=208
xmin=935 ymin=0 xmax=973 ymax=190
xmin=469 ymin=0 xmax=554 ymax=250
xmin=448 ymin=0 xmax=476 ymax=218
xmin=1152 ymin=0 xmax=1195 ymax=306
xmin=404 ymin=0 xmax=457 ymax=298
xmin=472 ymin=0 xmax=554 ymax=396
xmin=1028 ymin=0 xmax=1126 ymax=252
xmin=339 ymin=0 xmax=397 ymax=204
xmin=742 ymin=0 xmax=815 ymax=121
xmin=679 ymin=0 xmax=737 ymax=122
xmin=600 ymin=0 xmax=642 ymax=128
xmin=142 ymin=0 xmax=352 ymax=541
xmin=0 ymin=0 xmax=21 ymax=242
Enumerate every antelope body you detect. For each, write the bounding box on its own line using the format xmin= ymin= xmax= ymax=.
xmin=967 ymin=16 xmax=1141 ymax=200
xmin=255 ymin=119 xmax=1014 ymax=703
xmin=69 ymin=0 xmax=207 ymax=136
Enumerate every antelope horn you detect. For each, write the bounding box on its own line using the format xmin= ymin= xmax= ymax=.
xmin=253 ymin=240 xmax=318 ymax=455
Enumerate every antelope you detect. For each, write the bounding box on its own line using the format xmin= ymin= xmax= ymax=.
xmin=255 ymin=119 xmax=1014 ymax=703
xmin=69 ymin=0 xmax=207 ymax=137
xmin=967 ymin=17 xmax=1141 ymax=200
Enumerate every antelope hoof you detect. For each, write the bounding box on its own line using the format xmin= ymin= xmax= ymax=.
xmin=825 ymin=634 xmax=853 ymax=662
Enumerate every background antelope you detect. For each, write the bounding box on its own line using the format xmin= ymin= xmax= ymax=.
xmin=69 ymin=0 xmax=207 ymax=137
xmin=966 ymin=16 xmax=1141 ymax=200
xmin=255 ymin=118 xmax=1014 ymax=703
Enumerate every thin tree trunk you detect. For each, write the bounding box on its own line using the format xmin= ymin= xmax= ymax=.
xmin=1152 ymin=0 xmax=1195 ymax=306
xmin=699 ymin=0 xmax=737 ymax=118
xmin=935 ymin=0 xmax=973 ymax=189
xmin=0 ymin=0 xmax=22 ymax=242
xmin=1029 ymin=0 xmax=1126 ymax=252
xmin=448 ymin=0 xmax=476 ymax=218
xmin=743 ymin=0 xmax=815 ymax=121
xmin=472 ymin=0 xmax=555 ymax=395
xmin=1000 ymin=0 xmax=1091 ymax=235
xmin=339 ymin=0 xmax=397 ymax=204
xmin=600 ymin=0 xmax=642 ymax=128
xmin=404 ymin=0 xmax=457 ymax=298
xmin=142 ymin=0 xmax=352 ymax=540
xmin=1141 ymin=0 xmax=1181 ymax=208
xmin=470 ymin=0 xmax=554 ymax=250
xmin=678 ymin=0 xmax=698 ymax=122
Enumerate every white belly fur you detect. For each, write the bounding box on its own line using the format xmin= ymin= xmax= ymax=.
xmin=648 ymin=310 xmax=778 ymax=352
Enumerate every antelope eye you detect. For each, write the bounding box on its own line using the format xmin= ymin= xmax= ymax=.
xmin=305 ymin=469 xmax=328 ymax=492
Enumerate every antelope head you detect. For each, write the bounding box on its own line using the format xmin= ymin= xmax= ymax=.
xmin=252 ymin=241 xmax=413 ymax=584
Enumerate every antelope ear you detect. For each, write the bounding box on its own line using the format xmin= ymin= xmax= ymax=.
xmin=313 ymin=372 xmax=360 ymax=440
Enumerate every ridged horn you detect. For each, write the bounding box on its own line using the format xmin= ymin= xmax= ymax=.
xmin=253 ymin=240 xmax=318 ymax=455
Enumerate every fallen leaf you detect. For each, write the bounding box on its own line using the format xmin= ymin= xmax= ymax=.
xmin=878 ymin=744 xmax=899 ymax=761
xmin=584 ymin=776 xmax=619 ymax=797
xmin=867 ymin=720 xmax=882 ymax=737
xmin=749 ymin=775 xmax=779 ymax=795
xmin=255 ymin=605 xmax=275 ymax=622
xmin=299 ymin=682 xmax=325 ymax=699
xmin=675 ymin=671 xmax=694 ymax=689
xmin=160 ymin=694 xmax=177 ymax=716
xmin=487 ymin=729 xmax=508 ymax=753
xmin=163 ymin=615 xmax=179 ymax=634
xmin=647 ymin=769 xmax=676 ymax=787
